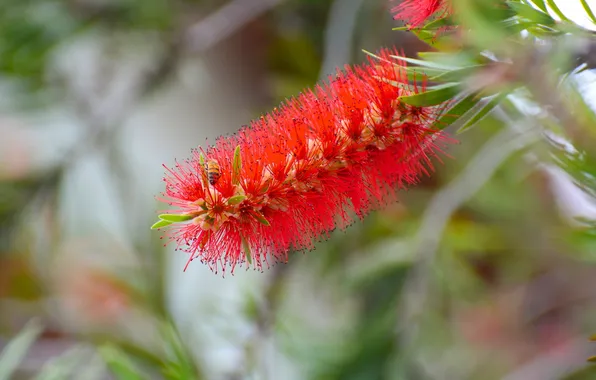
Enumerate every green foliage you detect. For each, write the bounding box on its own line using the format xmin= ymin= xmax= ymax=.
xmin=99 ymin=344 xmax=146 ymax=380
xmin=0 ymin=0 xmax=174 ymax=106
xmin=399 ymin=83 xmax=461 ymax=107
xmin=0 ymin=1 xmax=78 ymax=91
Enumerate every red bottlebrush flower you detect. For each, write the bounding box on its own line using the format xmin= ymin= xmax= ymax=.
xmin=156 ymin=47 xmax=452 ymax=274
xmin=391 ymin=0 xmax=449 ymax=29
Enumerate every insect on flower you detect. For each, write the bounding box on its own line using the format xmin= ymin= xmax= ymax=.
xmin=153 ymin=47 xmax=454 ymax=274
xmin=205 ymin=159 xmax=221 ymax=186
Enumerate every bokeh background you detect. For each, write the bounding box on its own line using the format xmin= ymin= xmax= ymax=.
xmin=2 ymin=0 xmax=596 ymax=379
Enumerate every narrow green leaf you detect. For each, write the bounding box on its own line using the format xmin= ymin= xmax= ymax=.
xmin=151 ymin=219 xmax=172 ymax=229
xmin=375 ymin=77 xmax=413 ymax=91
xmin=417 ymin=52 xmax=478 ymax=67
xmin=508 ymin=2 xmax=556 ymax=25
xmin=158 ymin=214 xmax=193 ymax=222
xmin=232 ymin=145 xmax=242 ymax=186
xmin=404 ymin=66 xmax=447 ymax=78
xmin=410 ymin=29 xmax=448 ymax=49
xmin=399 ymin=83 xmax=460 ymax=106
xmin=545 ymin=0 xmax=569 ymax=21
xmin=430 ymin=65 xmax=485 ymax=83
xmin=250 ymin=210 xmax=271 ymax=226
xmin=241 ymin=235 xmax=252 ymax=265
xmin=227 ymin=195 xmax=246 ymax=205
xmin=527 ymin=0 xmax=547 ymax=13
xmin=98 ymin=345 xmax=144 ymax=380
xmin=528 ymin=25 xmax=563 ymax=38
xmin=432 ymin=92 xmax=482 ymax=130
xmin=422 ymin=16 xmax=455 ymax=30
xmin=457 ymin=92 xmax=510 ymax=133
xmin=0 ymin=319 xmax=43 ymax=380
xmin=579 ymin=0 xmax=596 ymax=24
xmin=388 ymin=54 xmax=456 ymax=70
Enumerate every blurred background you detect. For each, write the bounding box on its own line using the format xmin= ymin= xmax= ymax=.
xmin=1 ymin=0 xmax=596 ymax=379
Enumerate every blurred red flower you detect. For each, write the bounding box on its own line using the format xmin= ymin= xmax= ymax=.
xmin=391 ymin=0 xmax=449 ymax=29
xmin=157 ymin=47 xmax=452 ymax=273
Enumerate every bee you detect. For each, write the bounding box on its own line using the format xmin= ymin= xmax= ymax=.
xmin=205 ymin=159 xmax=221 ymax=186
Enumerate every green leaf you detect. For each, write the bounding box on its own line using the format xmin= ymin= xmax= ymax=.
xmin=404 ymin=66 xmax=447 ymax=79
xmin=0 ymin=319 xmax=43 ymax=380
xmin=422 ymin=16 xmax=455 ymax=30
xmin=579 ymin=0 xmax=596 ymax=24
xmin=158 ymin=214 xmax=193 ymax=222
xmin=232 ymin=145 xmax=242 ymax=186
xmin=241 ymin=235 xmax=252 ymax=265
xmin=410 ymin=29 xmax=448 ymax=49
xmin=227 ymin=195 xmax=246 ymax=205
xmin=399 ymin=83 xmax=460 ymax=106
xmin=432 ymin=92 xmax=483 ymax=130
xmin=457 ymin=91 xmax=510 ymax=133
xmin=430 ymin=65 xmax=485 ymax=83
xmin=98 ymin=345 xmax=145 ymax=380
xmin=250 ymin=210 xmax=271 ymax=226
xmin=151 ymin=219 xmax=172 ymax=230
xmin=417 ymin=52 xmax=478 ymax=67
xmin=388 ymin=54 xmax=456 ymax=71
xmin=508 ymin=2 xmax=556 ymax=25
xmin=526 ymin=0 xmax=548 ymax=13
xmin=545 ymin=0 xmax=569 ymax=21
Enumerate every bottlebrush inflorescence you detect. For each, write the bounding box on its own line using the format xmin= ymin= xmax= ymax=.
xmin=154 ymin=47 xmax=452 ymax=274
xmin=391 ymin=0 xmax=450 ymax=29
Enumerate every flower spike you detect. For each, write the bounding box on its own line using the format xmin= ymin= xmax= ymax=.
xmin=156 ymin=47 xmax=453 ymax=274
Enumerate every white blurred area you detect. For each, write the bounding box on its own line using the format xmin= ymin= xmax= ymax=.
xmin=551 ymin=0 xmax=596 ymax=31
